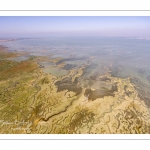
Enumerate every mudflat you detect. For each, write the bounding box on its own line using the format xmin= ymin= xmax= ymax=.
xmin=0 ymin=45 xmax=150 ymax=134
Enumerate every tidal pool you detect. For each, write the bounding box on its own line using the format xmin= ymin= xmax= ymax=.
xmin=6 ymin=56 xmax=28 ymax=62
xmin=42 ymin=66 xmax=69 ymax=77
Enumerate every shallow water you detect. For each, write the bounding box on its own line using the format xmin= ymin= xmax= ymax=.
xmin=42 ymin=66 xmax=68 ymax=77
xmin=6 ymin=56 xmax=28 ymax=62
xmin=38 ymin=61 xmax=68 ymax=77
xmin=1 ymin=37 xmax=150 ymax=86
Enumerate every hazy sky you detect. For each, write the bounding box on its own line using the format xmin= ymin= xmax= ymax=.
xmin=0 ymin=16 xmax=150 ymax=38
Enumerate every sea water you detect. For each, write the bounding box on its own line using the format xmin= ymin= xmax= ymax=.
xmin=1 ymin=37 xmax=150 ymax=86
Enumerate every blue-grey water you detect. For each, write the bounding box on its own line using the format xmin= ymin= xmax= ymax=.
xmin=1 ymin=37 xmax=150 ymax=87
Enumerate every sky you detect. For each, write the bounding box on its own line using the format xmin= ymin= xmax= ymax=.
xmin=0 ymin=16 xmax=150 ymax=38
